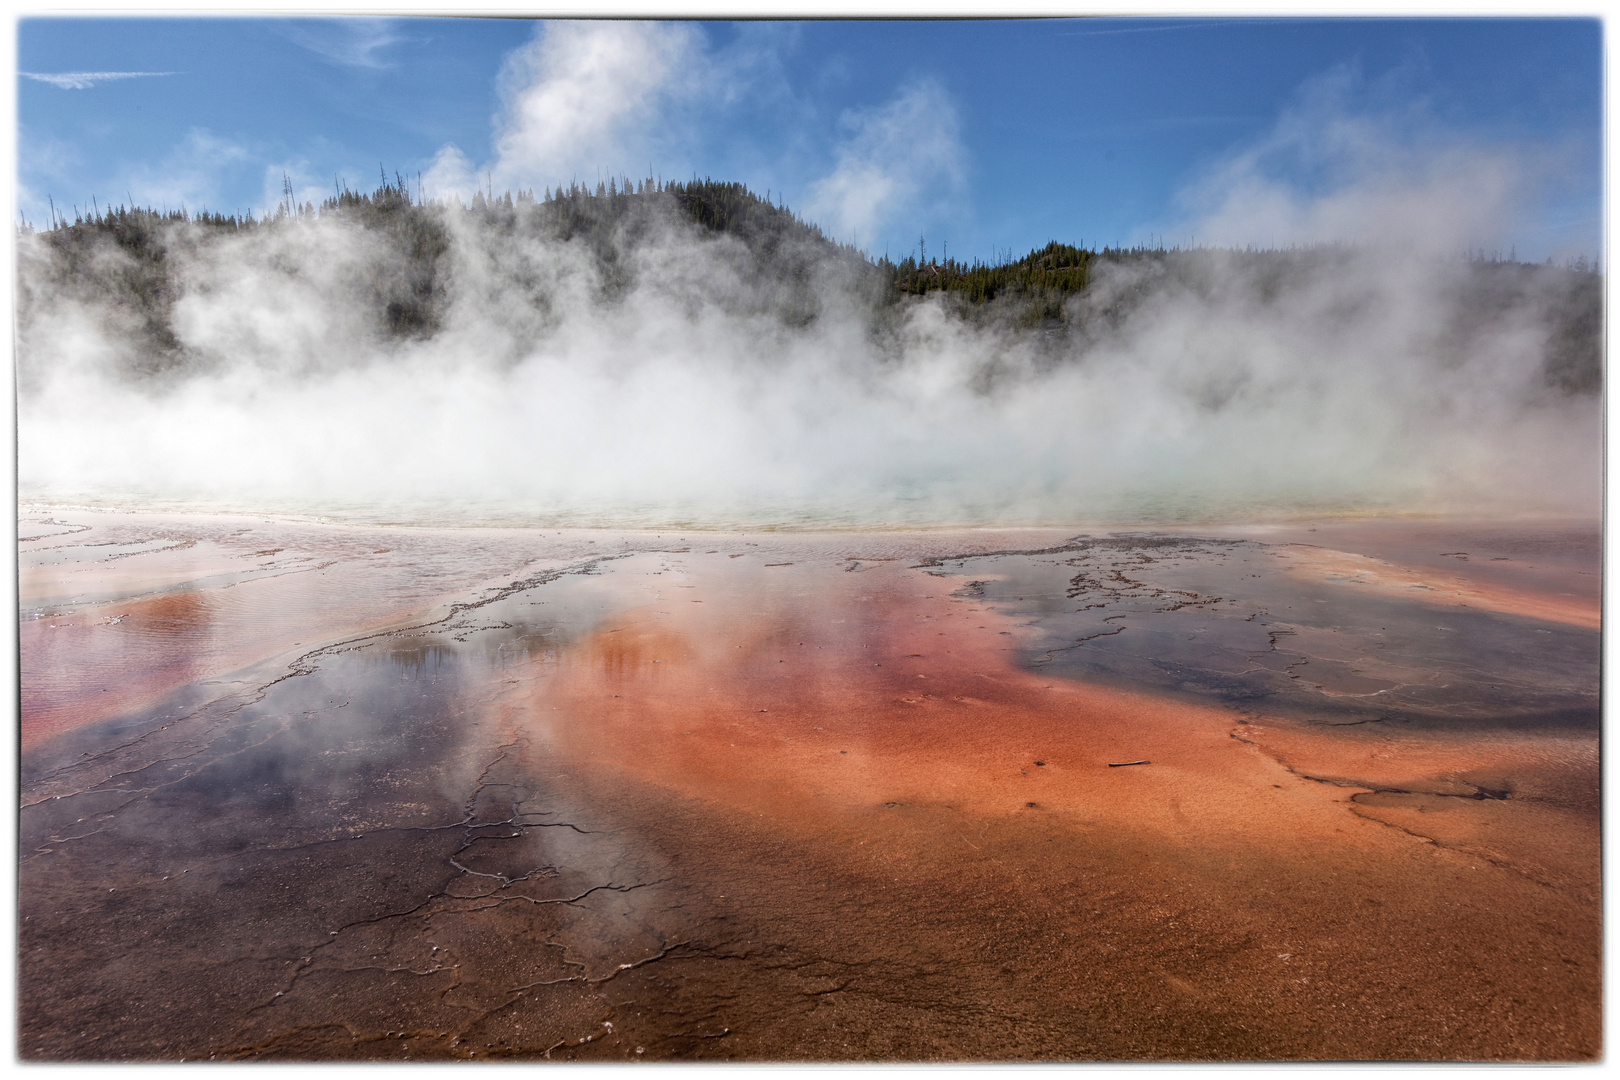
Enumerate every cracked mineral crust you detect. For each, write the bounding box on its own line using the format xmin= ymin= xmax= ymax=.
xmin=18 ymin=509 xmax=1600 ymax=1062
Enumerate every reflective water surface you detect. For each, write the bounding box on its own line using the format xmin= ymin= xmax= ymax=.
xmin=18 ymin=510 xmax=1601 ymax=1061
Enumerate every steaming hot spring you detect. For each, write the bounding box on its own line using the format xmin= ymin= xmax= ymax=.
xmin=16 ymin=177 xmax=1601 ymax=1062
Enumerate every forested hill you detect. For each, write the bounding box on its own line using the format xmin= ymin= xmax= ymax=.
xmin=18 ymin=177 xmax=873 ymax=348
xmin=15 ymin=176 xmax=1603 ymax=395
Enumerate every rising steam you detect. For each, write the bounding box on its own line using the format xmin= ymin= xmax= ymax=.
xmin=15 ymin=176 xmax=1600 ymax=529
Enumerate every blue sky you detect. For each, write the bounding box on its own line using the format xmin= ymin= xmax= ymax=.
xmin=16 ymin=16 xmax=1603 ymax=263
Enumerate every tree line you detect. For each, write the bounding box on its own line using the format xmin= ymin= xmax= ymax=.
xmin=16 ymin=174 xmax=1602 ymax=394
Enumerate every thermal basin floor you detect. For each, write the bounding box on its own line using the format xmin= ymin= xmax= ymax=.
xmin=17 ymin=510 xmax=1600 ymax=1061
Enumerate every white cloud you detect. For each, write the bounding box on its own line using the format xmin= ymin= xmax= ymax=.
xmin=123 ymin=129 xmax=252 ymax=216
xmin=414 ymin=21 xmax=711 ymax=201
xmin=803 ymin=81 xmax=965 ymax=248
xmin=1163 ymin=66 xmax=1533 ymax=257
xmin=489 ymin=21 xmax=702 ymax=191
xmin=282 ymin=18 xmax=404 ymax=69
xmin=22 ymin=71 xmax=176 ymax=90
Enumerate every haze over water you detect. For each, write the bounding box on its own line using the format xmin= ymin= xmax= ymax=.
xmin=17 ymin=197 xmax=1601 ymax=531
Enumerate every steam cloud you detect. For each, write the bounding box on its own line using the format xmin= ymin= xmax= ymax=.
xmin=15 ymin=58 xmax=1601 ymax=530
xmin=425 ymin=22 xmax=708 ymax=206
xmin=804 ymin=80 xmax=966 ymax=247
